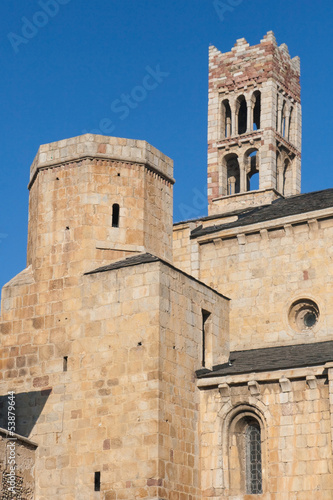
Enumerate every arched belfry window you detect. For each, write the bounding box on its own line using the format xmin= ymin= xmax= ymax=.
xmin=253 ymin=91 xmax=261 ymax=130
xmin=221 ymin=99 xmax=232 ymax=138
xmin=246 ymin=149 xmax=259 ymax=191
xmin=112 ymin=203 xmax=120 ymax=228
xmin=282 ymin=158 xmax=292 ymax=196
xmin=236 ymin=95 xmax=247 ymax=135
xmin=288 ymin=106 xmax=294 ymax=142
xmin=281 ymin=101 xmax=287 ymax=138
xmin=223 ymin=154 xmax=240 ymax=196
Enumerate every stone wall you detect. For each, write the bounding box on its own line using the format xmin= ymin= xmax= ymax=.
xmin=0 ymin=256 xmax=229 ymax=499
xmin=199 ymin=372 xmax=333 ymax=499
xmin=157 ymin=263 xmax=229 ymax=499
xmin=0 ymin=430 xmax=36 ymax=500
xmin=174 ymin=213 xmax=333 ymax=351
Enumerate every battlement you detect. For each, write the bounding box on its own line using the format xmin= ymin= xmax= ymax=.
xmin=207 ymin=32 xmax=302 ymax=214
xmin=209 ymin=31 xmax=300 ymax=100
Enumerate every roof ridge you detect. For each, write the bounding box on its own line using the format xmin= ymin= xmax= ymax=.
xmin=197 ymin=339 xmax=333 ymax=379
xmin=230 ymin=339 xmax=333 ymax=356
xmin=191 ymin=188 xmax=333 ymax=239
xmin=85 ymin=252 xmax=159 ymax=275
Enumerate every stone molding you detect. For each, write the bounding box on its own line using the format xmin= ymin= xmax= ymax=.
xmin=28 ymin=134 xmax=175 ymax=188
xmin=197 ymin=364 xmax=330 ymax=388
xmin=194 ymin=207 xmax=333 ymax=244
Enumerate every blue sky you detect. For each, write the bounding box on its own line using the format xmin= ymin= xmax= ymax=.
xmin=0 ymin=0 xmax=332 ymax=290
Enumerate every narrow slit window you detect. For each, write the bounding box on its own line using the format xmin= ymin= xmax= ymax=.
xmin=112 ymin=203 xmax=120 ymax=228
xmin=94 ymin=471 xmax=101 ymax=492
xmin=63 ymin=356 xmax=68 ymax=372
xmin=202 ymin=310 xmax=211 ymax=367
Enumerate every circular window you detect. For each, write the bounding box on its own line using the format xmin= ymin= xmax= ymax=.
xmin=288 ymin=299 xmax=320 ymax=332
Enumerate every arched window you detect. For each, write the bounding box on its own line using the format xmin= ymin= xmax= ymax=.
xmin=228 ymin=411 xmax=264 ymax=496
xmin=225 ymin=155 xmax=240 ymax=195
xmin=288 ymin=106 xmax=294 ymax=142
xmin=253 ymin=91 xmax=261 ymax=130
xmin=244 ymin=149 xmax=259 ymax=192
xmin=236 ymin=95 xmax=247 ymax=135
xmin=281 ymin=101 xmax=287 ymax=138
xmin=248 ymin=170 xmax=259 ymax=191
xmin=221 ymin=99 xmax=232 ymax=138
xmin=112 ymin=203 xmax=120 ymax=227
xmin=277 ymin=152 xmax=293 ymax=196
xmin=245 ymin=420 xmax=262 ymax=494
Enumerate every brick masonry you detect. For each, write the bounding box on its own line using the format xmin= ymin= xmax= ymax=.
xmin=207 ymin=31 xmax=302 ymax=213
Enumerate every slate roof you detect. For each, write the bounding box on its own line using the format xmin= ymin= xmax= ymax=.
xmin=196 ymin=340 xmax=333 ymax=378
xmin=191 ymin=188 xmax=333 ymax=239
xmin=85 ymin=252 xmax=229 ymax=299
xmin=85 ymin=253 xmax=160 ymax=275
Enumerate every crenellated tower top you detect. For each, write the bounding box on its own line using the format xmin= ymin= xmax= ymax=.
xmin=207 ymin=31 xmax=302 ymax=215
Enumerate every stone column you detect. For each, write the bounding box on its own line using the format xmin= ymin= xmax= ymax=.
xmin=228 ymin=177 xmax=236 ymax=195
xmin=231 ymin=107 xmax=237 ymax=137
xmin=226 ymin=117 xmax=231 ymax=137
xmin=285 ymin=110 xmax=291 ymax=140
xmin=277 ymin=94 xmax=282 ymax=134
xmin=277 ymin=167 xmax=284 ymax=194
xmin=240 ymin=159 xmax=247 ymax=193
xmin=247 ymin=102 xmax=253 ymax=133
xmin=277 ymin=106 xmax=283 ymax=134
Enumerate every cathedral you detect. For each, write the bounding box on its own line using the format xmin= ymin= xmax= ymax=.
xmin=1 ymin=31 xmax=333 ymax=499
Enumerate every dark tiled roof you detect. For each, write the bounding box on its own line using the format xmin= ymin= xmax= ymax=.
xmin=173 ymin=207 xmax=247 ymax=226
xmin=196 ymin=340 xmax=333 ymax=378
xmin=191 ymin=188 xmax=333 ymax=239
xmin=85 ymin=253 xmax=159 ymax=275
xmin=85 ymin=252 xmax=230 ymax=299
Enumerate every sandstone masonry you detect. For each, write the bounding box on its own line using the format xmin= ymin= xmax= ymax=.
xmin=1 ymin=32 xmax=333 ymax=499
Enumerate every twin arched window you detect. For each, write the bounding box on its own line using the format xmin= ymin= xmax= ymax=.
xmin=278 ymin=97 xmax=294 ymax=142
xmin=222 ymin=149 xmax=260 ymax=197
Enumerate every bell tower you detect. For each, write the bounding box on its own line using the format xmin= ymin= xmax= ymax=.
xmin=207 ymin=31 xmax=301 ymax=215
